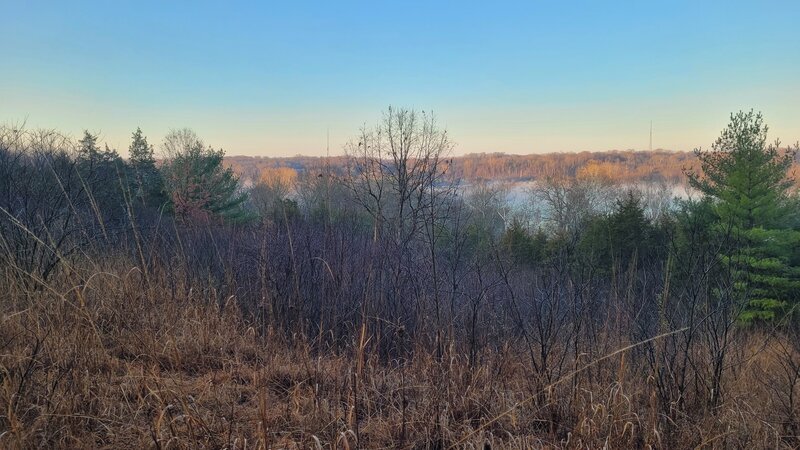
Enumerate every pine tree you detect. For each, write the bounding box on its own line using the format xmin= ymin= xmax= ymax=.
xmin=76 ymin=131 xmax=128 ymax=225
xmin=160 ymin=129 xmax=252 ymax=223
xmin=686 ymin=111 xmax=800 ymax=321
xmin=129 ymin=127 xmax=154 ymax=166
xmin=500 ymin=218 xmax=547 ymax=266
xmin=77 ymin=131 xmax=121 ymax=167
xmin=579 ymin=191 xmax=659 ymax=272
xmin=730 ymin=228 xmax=800 ymax=321
xmin=77 ymin=130 xmax=100 ymax=160
xmin=687 ymin=110 xmax=794 ymax=229
xmin=128 ymin=127 xmax=165 ymax=208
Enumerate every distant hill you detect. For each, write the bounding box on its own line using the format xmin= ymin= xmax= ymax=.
xmin=226 ymin=150 xmax=698 ymax=186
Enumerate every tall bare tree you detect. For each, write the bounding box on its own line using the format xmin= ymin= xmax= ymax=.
xmin=344 ymin=106 xmax=454 ymax=355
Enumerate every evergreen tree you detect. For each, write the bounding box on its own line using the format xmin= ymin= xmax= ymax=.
xmin=77 ymin=131 xmax=121 ymax=168
xmin=160 ymin=128 xmax=252 ymax=223
xmin=129 ymin=128 xmax=153 ymax=165
xmin=580 ymin=191 xmax=657 ymax=272
xmin=77 ymin=130 xmax=100 ymax=160
xmin=500 ymin=218 xmax=547 ymax=266
xmin=607 ymin=191 xmax=653 ymax=266
xmin=687 ymin=110 xmax=794 ymax=229
xmin=76 ymin=131 xmax=128 ymax=224
xmin=685 ymin=111 xmax=800 ymax=321
xmin=729 ymin=228 xmax=800 ymax=321
xmin=128 ymin=127 xmax=165 ymax=208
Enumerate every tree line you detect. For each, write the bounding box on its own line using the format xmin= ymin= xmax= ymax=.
xmin=227 ymin=148 xmax=701 ymax=187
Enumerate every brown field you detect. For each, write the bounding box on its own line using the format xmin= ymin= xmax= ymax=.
xmin=2 ymin=254 xmax=798 ymax=449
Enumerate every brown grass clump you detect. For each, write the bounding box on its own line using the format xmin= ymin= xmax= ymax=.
xmin=1 ymin=257 xmax=798 ymax=449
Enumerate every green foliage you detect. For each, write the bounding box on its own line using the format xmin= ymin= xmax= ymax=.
xmin=499 ymin=218 xmax=547 ymax=266
xmin=77 ymin=130 xmax=122 ymax=169
xmin=670 ymin=197 xmax=719 ymax=263
xmin=687 ymin=110 xmax=795 ymax=229
xmin=128 ymin=127 xmax=154 ymax=165
xmin=160 ymin=129 xmax=252 ymax=223
xmin=461 ymin=222 xmax=496 ymax=260
xmin=684 ymin=111 xmax=800 ymax=322
xmin=731 ymin=228 xmax=800 ymax=321
xmin=579 ymin=191 xmax=659 ymax=271
xmin=128 ymin=127 xmax=166 ymax=208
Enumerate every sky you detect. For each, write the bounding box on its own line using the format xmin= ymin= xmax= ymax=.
xmin=2 ymin=1 xmax=799 ymax=157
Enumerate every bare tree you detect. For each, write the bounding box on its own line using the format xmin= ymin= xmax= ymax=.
xmin=531 ymin=175 xmax=618 ymax=242
xmin=0 ymin=127 xmax=85 ymax=283
xmin=344 ymin=106 xmax=454 ymax=354
xmin=345 ymin=107 xmax=453 ymax=242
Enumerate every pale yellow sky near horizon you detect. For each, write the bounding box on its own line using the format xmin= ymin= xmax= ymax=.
xmin=4 ymin=99 xmax=799 ymax=159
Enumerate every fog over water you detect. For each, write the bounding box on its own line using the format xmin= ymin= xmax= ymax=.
xmin=456 ymin=180 xmax=697 ymax=228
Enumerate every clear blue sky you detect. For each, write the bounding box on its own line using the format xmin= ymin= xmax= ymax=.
xmin=2 ymin=1 xmax=799 ymax=156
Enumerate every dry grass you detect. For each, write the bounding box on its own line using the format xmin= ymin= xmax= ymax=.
xmin=1 ymin=258 xmax=798 ymax=449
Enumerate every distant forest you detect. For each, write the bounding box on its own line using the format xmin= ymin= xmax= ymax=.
xmin=225 ymin=150 xmax=698 ymax=186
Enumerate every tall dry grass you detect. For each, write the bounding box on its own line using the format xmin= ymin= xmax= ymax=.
xmin=1 ymin=250 xmax=798 ymax=449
